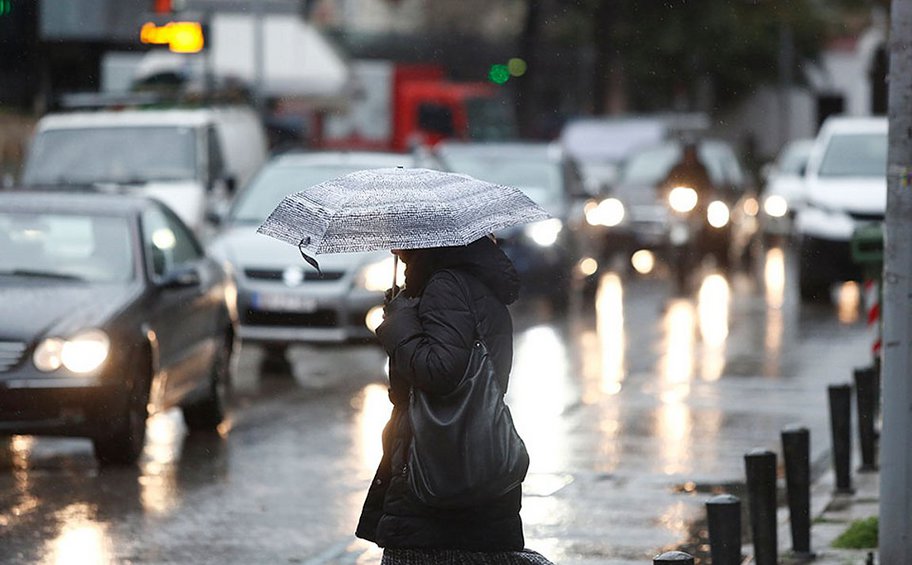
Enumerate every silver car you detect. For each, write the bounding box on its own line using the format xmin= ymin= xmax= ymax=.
xmin=207 ymin=151 xmax=439 ymax=357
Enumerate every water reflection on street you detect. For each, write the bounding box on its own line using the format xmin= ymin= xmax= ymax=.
xmin=0 ymin=247 xmax=873 ymax=564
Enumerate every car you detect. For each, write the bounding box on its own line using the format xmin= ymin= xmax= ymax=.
xmin=19 ymin=106 xmax=268 ymax=234
xmin=760 ymin=138 xmax=814 ymax=241
xmin=206 ymin=151 xmax=441 ymax=367
xmin=795 ymin=116 xmax=887 ymax=301
xmin=590 ymin=138 xmax=757 ymax=272
xmin=560 ymin=113 xmax=710 ymax=196
xmin=0 ymin=191 xmax=236 ymax=465
xmin=435 ymin=141 xmax=586 ymax=309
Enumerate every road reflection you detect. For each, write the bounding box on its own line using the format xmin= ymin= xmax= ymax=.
xmin=43 ymin=504 xmax=112 ymax=565
xmin=697 ymin=274 xmax=729 ymax=382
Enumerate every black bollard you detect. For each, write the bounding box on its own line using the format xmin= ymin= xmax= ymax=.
xmin=653 ymin=551 xmax=694 ymax=564
xmin=706 ymin=494 xmax=742 ymax=565
xmin=854 ymin=367 xmax=879 ymax=471
xmin=828 ymin=384 xmax=855 ymax=493
xmin=781 ymin=425 xmax=815 ymax=558
xmin=745 ymin=449 xmax=778 ymax=565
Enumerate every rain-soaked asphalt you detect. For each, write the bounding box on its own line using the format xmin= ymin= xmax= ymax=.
xmin=0 ymin=247 xmax=872 ymax=564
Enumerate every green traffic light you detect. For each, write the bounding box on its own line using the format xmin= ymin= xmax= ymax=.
xmin=0 ymin=0 xmax=10 ymax=16
xmin=488 ymin=64 xmax=510 ymax=85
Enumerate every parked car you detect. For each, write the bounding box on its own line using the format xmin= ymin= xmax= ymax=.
xmin=590 ymin=138 xmax=758 ymax=272
xmin=206 ymin=151 xmax=440 ymax=366
xmin=19 ymin=106 xmax=268 ymax=234
xmin=435 ymin=141 xmax=585 ymax=309
xmin=0 ymin=192 xmax=236 ymax=465
xmin=760 ymin=138 xmax=814 ymax=241
xmin=795 ymin=116 xmax=887 ymax=301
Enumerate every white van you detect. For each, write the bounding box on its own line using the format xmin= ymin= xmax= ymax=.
xmin=20 ymin=106 xmax=268 ymax=234
xmin=795 ymin=116 xmax=887 ymax=300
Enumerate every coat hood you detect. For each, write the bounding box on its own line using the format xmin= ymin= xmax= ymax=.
xmin=402 ymin=237 xmax=520 ymax=304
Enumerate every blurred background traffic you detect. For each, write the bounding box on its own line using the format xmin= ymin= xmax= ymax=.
xmin=0 ymin=1 xmax=893 ymax=562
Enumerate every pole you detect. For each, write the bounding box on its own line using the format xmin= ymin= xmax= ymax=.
xmin=706 ymin=494 xmax=742 ymax=565
xmin=881 ymin=0 xmax=912 ymax=561
xmin=828 ymin=384 xmax=854 ymax=494
xmin=744 ymin=449 xmax=778 ymax=565
xmin=781 ymin=425 xmax=813 ymax=558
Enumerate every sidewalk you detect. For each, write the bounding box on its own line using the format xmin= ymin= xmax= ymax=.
xmin=777 ymin=466 xmax=879 ymax=564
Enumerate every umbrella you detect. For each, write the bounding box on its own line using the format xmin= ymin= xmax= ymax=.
xmin=256 ymin=167 xmax=550 ymax=273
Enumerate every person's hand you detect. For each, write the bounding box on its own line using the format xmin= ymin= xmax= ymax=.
xmin=383 ymin=291 xmax=419 ymax=317
xmin=384 ymin=285 xmax=401 ymax=305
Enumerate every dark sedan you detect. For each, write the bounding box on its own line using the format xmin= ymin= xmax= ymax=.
xmin=0 ymin=192 xmax=236 ymax=465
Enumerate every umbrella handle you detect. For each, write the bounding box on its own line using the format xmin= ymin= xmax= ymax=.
xmin=391 ymin=254 xmax=400 ymax=299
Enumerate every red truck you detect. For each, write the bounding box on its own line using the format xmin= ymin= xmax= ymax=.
xmin=317 ymin=60 xmax=515 ymax=152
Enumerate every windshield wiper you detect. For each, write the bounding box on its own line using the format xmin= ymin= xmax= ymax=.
xmin=0 ymin=269 xmax=85 ymax=281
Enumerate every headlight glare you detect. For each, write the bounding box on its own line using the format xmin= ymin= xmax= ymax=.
xmin=707 ymin=200 xmax=730 ymax=228
xmin=586 ymin=198 xmax=625 ymax=227
xmin=763 ymin=195 xmax=789 ymax=218
xmin=357 ymin=256 xmax=406 ymax=292
xmin=33 ymin=338 xmax=64 ymax=372
xmin=525 ymin=218 xmax=563 ymax=247
xmin=60 ymin=330 xmax=110 ymax=374
xmin=668 ymin=186 xmax=698 ymax=213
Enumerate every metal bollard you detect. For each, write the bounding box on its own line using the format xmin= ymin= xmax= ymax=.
xmin=828 ymin=384 xmax=855 ymax=493
xmin=653 ymin=551 xmax=694 ymax=564
xmin=854 ymin=367 xmax=879 ymax=471
xmin=781 ymin=425 xmax=815 ymax=558
xmin=745 ymin=449 xmax=778 ymax=565
xmin=706 ymin=494 xmax=742 ymax=565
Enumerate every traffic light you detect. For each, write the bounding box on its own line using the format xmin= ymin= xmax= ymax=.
xmin=0 ymin=0 xmax=11 ymax=16
xmin=488 ymin=58 xmax=528 ymax=85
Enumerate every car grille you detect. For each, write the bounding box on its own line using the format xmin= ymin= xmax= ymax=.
xmin=244 ymin=269 xmax=345 ymax=282
xmin=242 ymin=309 xmax=339 ymax=328
xmin=848 ymin=211 xmax=884 ymax=223
xmin=0 ymin=341 xmax=27 ymax=373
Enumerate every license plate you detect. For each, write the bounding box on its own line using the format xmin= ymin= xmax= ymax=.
xmin=252 ymin=292 xmax=318 ymax=313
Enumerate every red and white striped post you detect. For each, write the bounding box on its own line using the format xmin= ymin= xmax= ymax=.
xmin=864 ymin=279 xmax=882 ymax=362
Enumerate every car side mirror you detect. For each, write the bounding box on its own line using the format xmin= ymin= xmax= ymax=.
xmin=160 ymin=265 xmax=201 ymax=289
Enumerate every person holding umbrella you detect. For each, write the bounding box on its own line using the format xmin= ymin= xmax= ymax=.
xmin=257 ymin=167 xmax=555 ymax=564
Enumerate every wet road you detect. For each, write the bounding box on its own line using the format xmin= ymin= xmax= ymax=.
xmin=0 ymin=248 xmax=871 ymax=564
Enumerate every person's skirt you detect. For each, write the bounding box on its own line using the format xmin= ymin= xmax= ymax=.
xmin=381 ymin=548 xmax=555 ymax=565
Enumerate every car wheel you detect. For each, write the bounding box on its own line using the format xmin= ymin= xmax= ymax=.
xmin=182 ymin=335 xmax=232 ymax=432
xmin=92 ymin=374 xmax=150 ymax=466
xmin=259 ymin=344 xmax=292 ymax=377
xmin=798 ymin=246 xmax=831 ymax=302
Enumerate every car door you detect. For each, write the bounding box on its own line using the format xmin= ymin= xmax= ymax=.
xmin=142 ymin=203 xmax=223 ymax=408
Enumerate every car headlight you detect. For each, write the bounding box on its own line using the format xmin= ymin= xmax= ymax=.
xmin=356 ymin=256 xmax=406 ymax=292
xmin=585 ymin=198 xmax=625 ymax=227
xmin=707 ymin=200 xmax=730 ymax=228
xmin=763 ymin=195 xmax=789 ymax=218
xmin=668 ymin=186 xmax=698 ymax=213
xmin=33 ymin=330 xmax=110 ymax=374
xmin=525 ymin=218 xmax=563 ymax=247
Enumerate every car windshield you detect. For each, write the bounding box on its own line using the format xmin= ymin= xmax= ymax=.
xmin=619 ymin=143 xmax=742 ymax=187
xmin=440 ymin=153 xmax=563 ymax=210
xmin=22 ymin=126 xmax=198 ymax=186
xmin=230 ymin=164 xmax=389 ymax=223
xmin=0 ymin=211 xmax=134 ymax=283
xmin=818 ymin=133 xmax=887 ymax=178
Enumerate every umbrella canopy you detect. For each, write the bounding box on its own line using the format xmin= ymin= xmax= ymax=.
xmin=257 ymin=167 xmax=550 ymax=268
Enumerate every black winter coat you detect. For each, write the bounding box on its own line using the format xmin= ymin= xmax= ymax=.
xmin=356 ymin=238 xmax=525 ymax=552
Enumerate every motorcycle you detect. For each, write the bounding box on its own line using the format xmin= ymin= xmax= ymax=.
xmin=664 ymin=185 xmax=732 ymax=292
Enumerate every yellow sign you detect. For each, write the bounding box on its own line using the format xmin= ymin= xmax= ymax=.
xmin=140 ymin=21 xmax=205 ymax=53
